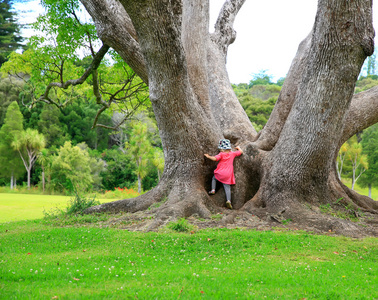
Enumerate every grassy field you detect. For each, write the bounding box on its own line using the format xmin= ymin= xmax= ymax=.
xmin=0 ymin=180 xmax=375 ymax=224
xmin=0 ymin=219 xmax=377 ymax=299
xmin=0 ymin=194 xmax=112 ymax=223
xmin=342 ymin=180 xmax=378 ymax=201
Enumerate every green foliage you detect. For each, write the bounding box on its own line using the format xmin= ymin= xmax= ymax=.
xmin=338 ymin=136 xmax=368 ymax=190
xmin=0 ymin=0 xmax=152 ymax=194
xmin=48 ymin=141 xmax=94 ymax=193
xmin=239 ymin=96 xmax=277 ymax=131
xmin=0 ymin=0 xmax=24 ymax=66
xmin=77 ymin=143 xmax=106 ymax=190
xmin=233 ymin=72 xmax=281 ymax=131
xmin=319 ymin=202 xmax=359 ymax=222
xmin=99 ymin=148 xmax=137 ymax=190
xmin=248 ymin=70 xmax=274 ymax=88
xmin=60 ymin=101 xmax=112 ymax=151
xmin=355 ymin=75 xmax=378 ymax=93
xmin=359 ymin=124 xmax=378 ymax=191
xmin=127 ymin=120 xmax=160 ymax=193
xmin=0 ymin=101 xmax=25 ymax=182
xmin=64 ymin=188 xmax=100 ymax=215
xmin=0 ymin=75 xmax=24 ymax=126
xmin=167 ymin=218 xmax=196 ymax=232
xmin=11 ymin=127 xmax=46 ymax=188
xmin=37 ymin=104 xmax=69 ymax=147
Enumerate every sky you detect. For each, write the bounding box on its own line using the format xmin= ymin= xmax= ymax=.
xmin=13 ymin=0 xmax=378 ymax=84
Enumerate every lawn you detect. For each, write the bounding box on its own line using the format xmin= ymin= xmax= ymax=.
xmin=342 ymin=179 xmax=378 ymax=201
xmin=0 ymin=194 xmax=111 ymax=223
xmin=0 ymin=219 xmax=377 ymax=299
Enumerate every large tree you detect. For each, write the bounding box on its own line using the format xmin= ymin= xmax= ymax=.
xmin=6 ymin=0 xmax=378 ymax=235
xmin=81 ymin=0 xmax=378 ymax=234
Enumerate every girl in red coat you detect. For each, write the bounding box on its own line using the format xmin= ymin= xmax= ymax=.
xmin=204 ymin=139 xmax=243 ymax=209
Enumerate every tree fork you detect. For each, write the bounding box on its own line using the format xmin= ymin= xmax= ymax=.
xmin=253 ymin=0 xmax=375 ymax=214
xmin=77 ymin=0 xmax=378 ymax=236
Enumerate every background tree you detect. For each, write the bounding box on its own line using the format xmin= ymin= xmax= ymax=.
xmin=37 ymin=104 xmax=69 ymax=148
xmin=127 ymin=122 xmax=153 ymax=193
xmin=345 ymin=139 xmax=368 ymax=190
xmin=0 ymin=0 xmax=24 ymax=66
xmin=100 ymin=148 xmax=137 ymax=190
xmin=0 ymin=75 xmax=24 ymax=126
xmin=359 ymin=124 xmax=378 ymax=197
xmin=36 ymin=148 xmax=51 ymax=193
xmin=152 ymin=148 xmax=164 ymax=182
xmin=49 ymin=141 xmax=94 ymax=193
xmin=336 ymin=143 xmax=349 ymax=181
xmin=77 ymin=142 xmax=106 ymax=190
xmin=11 ymin=127 xmax=46 ymax=189
xmin=0 ymin=101 xmax=24 ymax=188
xmin=248 ymin=70 xmax=274 ymax=88
xmin=361 ymin=48 xmax=377 ymax=77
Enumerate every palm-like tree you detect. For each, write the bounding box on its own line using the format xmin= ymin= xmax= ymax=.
xmin=12 ymin=128 xmax=46 ymax=189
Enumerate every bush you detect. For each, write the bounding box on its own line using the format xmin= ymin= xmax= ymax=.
xmin=65 ymin=189 xmax=100 ymax=215
xmin=167 ymin=218 xmax=196 ymax=232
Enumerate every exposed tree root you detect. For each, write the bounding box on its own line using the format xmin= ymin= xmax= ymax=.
xmin=84 ymin=182 xmax=169 ymax=214
xmin=84 ymin=143 xmax=378 ymax=238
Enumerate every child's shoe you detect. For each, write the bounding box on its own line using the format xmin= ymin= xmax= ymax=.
xmin=226 ymin=200 xmax=232 ymax=209
xmin=208 ymin=190 xmax=215 ymax=195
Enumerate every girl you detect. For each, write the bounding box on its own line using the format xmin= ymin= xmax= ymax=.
xmin=204 ymin=139 xmax=243 ymax=209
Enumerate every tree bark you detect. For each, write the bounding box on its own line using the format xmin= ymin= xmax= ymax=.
xmin=81 ymin=0 xmax=378 ymax=235
xmin=249 ymin=0 xmax=375 ymax=213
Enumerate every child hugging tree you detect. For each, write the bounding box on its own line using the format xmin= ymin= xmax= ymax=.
xmin=204 ymin=139 xmax=243 ymax=209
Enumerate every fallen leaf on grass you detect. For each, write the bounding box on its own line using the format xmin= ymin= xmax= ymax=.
xmin=200 ymin=291 xmax=204 ymax=294
xmin=51 ymin=296 xmax=58 ymax=299
xmin=73 ymin=278 xmax=80 ymax=281
xmin=333 ymin=252 xmax=339 ymax=255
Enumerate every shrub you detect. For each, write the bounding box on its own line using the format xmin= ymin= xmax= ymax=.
xmin=65 ymin=190 xmax=100 ymax=215
xmin=167 ymin=218 xmax=196 ymax=232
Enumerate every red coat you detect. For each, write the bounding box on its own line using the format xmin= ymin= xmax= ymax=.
xmin=214 ymin=150 xmax=242 ymax=185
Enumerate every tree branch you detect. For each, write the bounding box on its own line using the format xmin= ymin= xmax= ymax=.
xmin=80 ymin=0 xmax=148 ymax=83
xmin=340 ymin=86 xmax=378 ymax=143
xmin=36 ymin=43 xmax=110 ymax=108
xmin=211 ymin=0 xmax=246 ymax=57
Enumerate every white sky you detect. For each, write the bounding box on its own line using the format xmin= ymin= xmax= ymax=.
xmin=210 ymin=0 xmax=378 ymax=83
xmin=14 ymin=0 xmax=378 ymax=84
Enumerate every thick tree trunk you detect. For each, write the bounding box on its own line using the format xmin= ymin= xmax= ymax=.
xmin=248 ymin=0 xmax=374 ymax=213
xmin=81 ymin=0 xmax=378 ymax=235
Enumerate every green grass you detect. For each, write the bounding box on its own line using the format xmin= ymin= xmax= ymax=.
xmin=1 ymin=219 xmax=377 ymax=299
xmin=342 ymin=179 xmax=378 ymax=201
xmin=0 ymin=194 xmax=111 ymax=223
